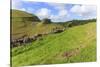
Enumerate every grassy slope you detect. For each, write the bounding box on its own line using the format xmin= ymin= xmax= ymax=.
xmin=11 ymin=10 xmax=64 ymax=39
xmin=12 ymin=21 xmax=64 ymax=39
xmin=11 ymin=9 xmax=38 ymax=39
xmin=12 ymin=22 xmax=96 ymax=67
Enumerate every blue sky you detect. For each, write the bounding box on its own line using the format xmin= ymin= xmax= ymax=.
xmin=12 ymin=0 xmax=97 ymax=22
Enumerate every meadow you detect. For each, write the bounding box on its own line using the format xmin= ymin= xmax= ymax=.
xmin=11 ymin=22 xmax=96 ymax=67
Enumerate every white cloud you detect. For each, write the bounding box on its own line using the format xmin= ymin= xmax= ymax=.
xmin=50 ymin=9 xmax=69 ymax=22
xmin=12 ymin=0 xmax=69 ymax=22
xmin=35 ymin=8 xmax=51 ymax=19
xmin=47 ymin=3 xmax=70 ymax=22
xmin=12 ymin=0 xmax=37 ymax=9
xmin=35 ymin=7 xmax=69 ymax=22
xmin=24 ymin=0 xmax=67 ymax=10
xmin=48 ymin=3 xmax=66 ymax=10
xmin=26 ymin=8 xmax=34 ymax=13
xmin=12 ymin=0 xmax=27 ymax=12
xmin=12 ymin=0 xmax=35 ymax=14
xmin=70 ymin=5 xmax=97 ymax=19
xmin=70 ymin=5 xmax=81 ymax=14
xmin=59 ymin=9 xmax=68 ymax=17
xmin=50 ymin=10 xmax=68 ymax=19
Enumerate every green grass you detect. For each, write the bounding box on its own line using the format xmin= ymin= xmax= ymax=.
xmin=11 ymin=22 xmax=96 ymax=67
xmin=12 ymin=20 xmax=64 ymax=39
xmin=11 ymin=10 xmax=64 ymax=39
xmin=11 ymin=9 xmax=38 ymax=17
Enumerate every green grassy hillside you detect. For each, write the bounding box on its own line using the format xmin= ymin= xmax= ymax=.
xmin=11 ymin=9 xmax=39 ymax=39
xmin=12 ymin=22 xmax=96 ymax=67
xmin=11 ymin=10 xmax=64 ymax=40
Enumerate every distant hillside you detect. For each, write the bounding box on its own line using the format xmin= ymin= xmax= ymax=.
xmin=11 ymin=9 xmax=64 ymax=40
xmin=11 ymin=9 xmax=40 ymax=21
xmin=11 ymin=9 xmax=41 ymax=40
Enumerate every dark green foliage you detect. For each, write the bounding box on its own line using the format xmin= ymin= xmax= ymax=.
xmin=22 ymin=17 xmax=40 ymax=22
xmin=67 ymin=19 xmax=96 ymax=27
xmin=42 ymin=18 xmax=52 ymax=24
xmin=53 ymin=19 xmax=96 ymax=28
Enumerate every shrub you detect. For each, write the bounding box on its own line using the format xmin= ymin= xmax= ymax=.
xmin=42 ymin=18 xmax=52 ymax=24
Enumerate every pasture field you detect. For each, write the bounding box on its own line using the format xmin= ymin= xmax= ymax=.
xmin=11 ymin=22 xmax=96 ymax=67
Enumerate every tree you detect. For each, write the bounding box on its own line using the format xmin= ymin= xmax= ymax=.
xmin=42 ymin=18 xmax=52 ymax=24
